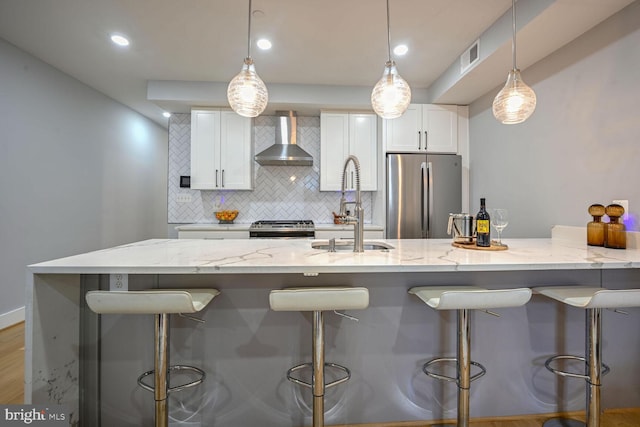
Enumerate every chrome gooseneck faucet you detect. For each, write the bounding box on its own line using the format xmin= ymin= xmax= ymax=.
xmin=339 ymin=155 xmax=364 ymax=252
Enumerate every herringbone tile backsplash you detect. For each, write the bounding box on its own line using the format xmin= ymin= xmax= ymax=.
xmin=168 ymin=114 xmax=372 ymax=224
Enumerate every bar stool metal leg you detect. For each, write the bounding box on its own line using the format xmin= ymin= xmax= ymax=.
xmin=423 ymin=308 xmax=486 ymax=427
xmin=312 ymin=310 xmax=325 ymax=427
xmin=155 ymin=313 xmax=170 ymax=427
xmin=285 ymin=310 xmax=352 ymax=427
xmin=543 ymin=308 xmax=603 ymax=427
xmin=586 ymin=307 xmax=602 ymax=427
xmin=287 ymin=311 xmax=351 ymax=427
xmin=457 ymin=308 xmax=471 ymax=427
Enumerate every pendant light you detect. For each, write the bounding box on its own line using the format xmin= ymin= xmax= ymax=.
xmin=371 ymin=0 xmax=411 ymax=119
xmin=227 ymin=0 xmax=268 ymax=118
xmin=492 ymin=0 xmax=536 ymax=124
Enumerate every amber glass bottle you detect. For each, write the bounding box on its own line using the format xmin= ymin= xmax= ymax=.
xmin=605 ymin=204 xmax=626 ymax=249
xmin=587 ymin=204 xmax=605 ymax=246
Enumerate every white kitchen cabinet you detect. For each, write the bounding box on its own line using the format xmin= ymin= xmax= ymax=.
xmin=190 ymin=109 xmax=253 ymax=190
xmin=320 ymin=112 xmax=377 ymax=191
xmin=383 ymin=104 xmax=458 ymax=153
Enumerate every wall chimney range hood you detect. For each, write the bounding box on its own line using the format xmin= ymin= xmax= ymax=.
xmin=255 ymin=111 xmax=313 ymax=166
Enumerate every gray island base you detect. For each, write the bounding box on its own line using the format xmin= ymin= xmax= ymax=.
xmin=26 ymin=228 xmax=640 ymax=426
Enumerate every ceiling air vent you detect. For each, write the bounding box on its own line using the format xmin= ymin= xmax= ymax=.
xmin=460 ymin=39 xmax=480 ymax=74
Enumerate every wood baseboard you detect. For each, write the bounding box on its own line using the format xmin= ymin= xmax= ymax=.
xmin=0 ymin=306 xmax=25 ymax=331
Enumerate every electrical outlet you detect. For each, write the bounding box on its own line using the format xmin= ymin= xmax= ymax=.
xmin=109 ymin=273 xmax=128 ymax=291
xmin=176 ymin=193 xmax=192 ymax=203
xmin=612 ymin=199 xmax=629 ymax=220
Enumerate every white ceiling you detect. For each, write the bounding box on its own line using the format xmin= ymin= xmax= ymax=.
xmin=0 ymin=0 xmax=634 ymax=126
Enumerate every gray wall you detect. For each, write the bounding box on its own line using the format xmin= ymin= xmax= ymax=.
xmin=0 ymin=38 xmax=168 ymax=321
xmin=469 ymin=1 xmax=640 ymax=238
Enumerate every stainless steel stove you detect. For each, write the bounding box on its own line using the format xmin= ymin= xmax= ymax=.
xmin=249 ymin=220 xmax=315 ymax=238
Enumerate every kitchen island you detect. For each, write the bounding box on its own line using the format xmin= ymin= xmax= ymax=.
xmin=26 ymin=227 xmax=640 ymax=426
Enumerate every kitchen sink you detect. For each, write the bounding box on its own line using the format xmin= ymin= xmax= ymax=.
xmin=311 ymin=239 xmax=394 ymax=252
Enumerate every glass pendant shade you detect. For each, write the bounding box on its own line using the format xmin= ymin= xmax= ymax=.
xmin=492 ymin=68 xmax=536 ymax=124
xmin=371 ymin=61 xmax=411 ymax=119
xmin=227 ymin=57 xmax=268 ymax=118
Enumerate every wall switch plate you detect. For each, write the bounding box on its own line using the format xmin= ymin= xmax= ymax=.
xmin=179 ymin=175 xmax=191 ymax=188
xmin=176 ymin=193 xmax=192 ymax=203
xmin=109 ymin=273 xmax=128 ymax=291
xmin=612 ymin=199 xmax=629 ymax=220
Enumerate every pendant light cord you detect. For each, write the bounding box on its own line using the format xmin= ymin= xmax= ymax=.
xmin=247 ymin=0 xmax=253 ymax=59
xmin=511 ymin=0 xmax=517 ymax=69
xmin=386 ymin=0 xmax=392 ymax=62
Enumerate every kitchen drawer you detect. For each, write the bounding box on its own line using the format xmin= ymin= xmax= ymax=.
xmin=177 ymin=230 xmax=249 ymax=239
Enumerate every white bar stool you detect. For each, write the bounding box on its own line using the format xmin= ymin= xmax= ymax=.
xmin=269 ymin=286 xmax=369 ymax=427
xmin=408 ymin=286 xmax=532 ymax=427
xmin=85 ymin=289 xmax=220 ymax=427
xmin=534 ymin=286 xmax=640 ymax=427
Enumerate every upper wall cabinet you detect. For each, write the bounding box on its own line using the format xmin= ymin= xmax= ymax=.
xmin=320 ymin=112 xmax=378 ymax=192
xmin=383 ymin=104 xmax=458 ymax=153
xmin=190 ymin=109 xmax=253 ymax=190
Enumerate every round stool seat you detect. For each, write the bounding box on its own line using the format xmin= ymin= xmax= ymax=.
xmin=408 ymin=286 xmax=532 ymax=310
xmin=534 ymin=286 xmax=640 ymax=309
xmin=269 ymin=286 xmax=369 ymax=312
xmin=86 ymin=289 xmax=220 ymax=314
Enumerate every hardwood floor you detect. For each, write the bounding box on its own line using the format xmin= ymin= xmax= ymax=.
xmin=337 ymin=408 xmax=640 ymax=427
xmin=0 ymin=321 xmax=25 ymax=404
xmin=1 ymin=322 xmax=639 ymax=426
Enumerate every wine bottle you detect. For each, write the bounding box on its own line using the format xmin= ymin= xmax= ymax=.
xmin=476 ymin=198 xmax=491 ymax=247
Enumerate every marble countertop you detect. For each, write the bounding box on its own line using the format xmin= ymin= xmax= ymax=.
xmin=28 ymin=235 xmax=640 ymax=275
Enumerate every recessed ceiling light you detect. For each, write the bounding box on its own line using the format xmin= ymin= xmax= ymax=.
xmin=393 ymin=44 xmax=409 ymax=56
xmin=110 ymin=34 xmax=130 ymax=47
xmin=162 ymin=112 xmax=171 ymax=118
xmin=257 ymin=38 xmax=272 ymax=50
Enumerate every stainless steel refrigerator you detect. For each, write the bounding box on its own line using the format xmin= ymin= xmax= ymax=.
xmin=386 ymin=153 xmax=461 ymax=239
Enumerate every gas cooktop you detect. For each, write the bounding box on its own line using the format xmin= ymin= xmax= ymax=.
xmin=249 ymin=220 xmax=315 ymax=238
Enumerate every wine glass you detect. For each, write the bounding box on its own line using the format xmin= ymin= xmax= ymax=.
xmin=491 ymin=209 xmax=509 ymax=246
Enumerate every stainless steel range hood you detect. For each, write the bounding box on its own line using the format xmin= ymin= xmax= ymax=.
xmin=255 ymin=111 xmax=313 ymax=166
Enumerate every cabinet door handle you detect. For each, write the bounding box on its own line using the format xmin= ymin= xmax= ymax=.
xmin=418 ymin=131 xmax=422 ymax=150
xmin=221 ymin=169 xmax=225 ymax=188
xmin=216 ymin=170 xmax=219 ymax=187
xmin=424 ymin=131 xmax=428 ymax=150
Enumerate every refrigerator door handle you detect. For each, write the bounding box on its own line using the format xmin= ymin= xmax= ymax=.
xmin=427 ymin=161 xmax=433 ymax=238
xmin=420 ymin=162 xmax=428 ymax=238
